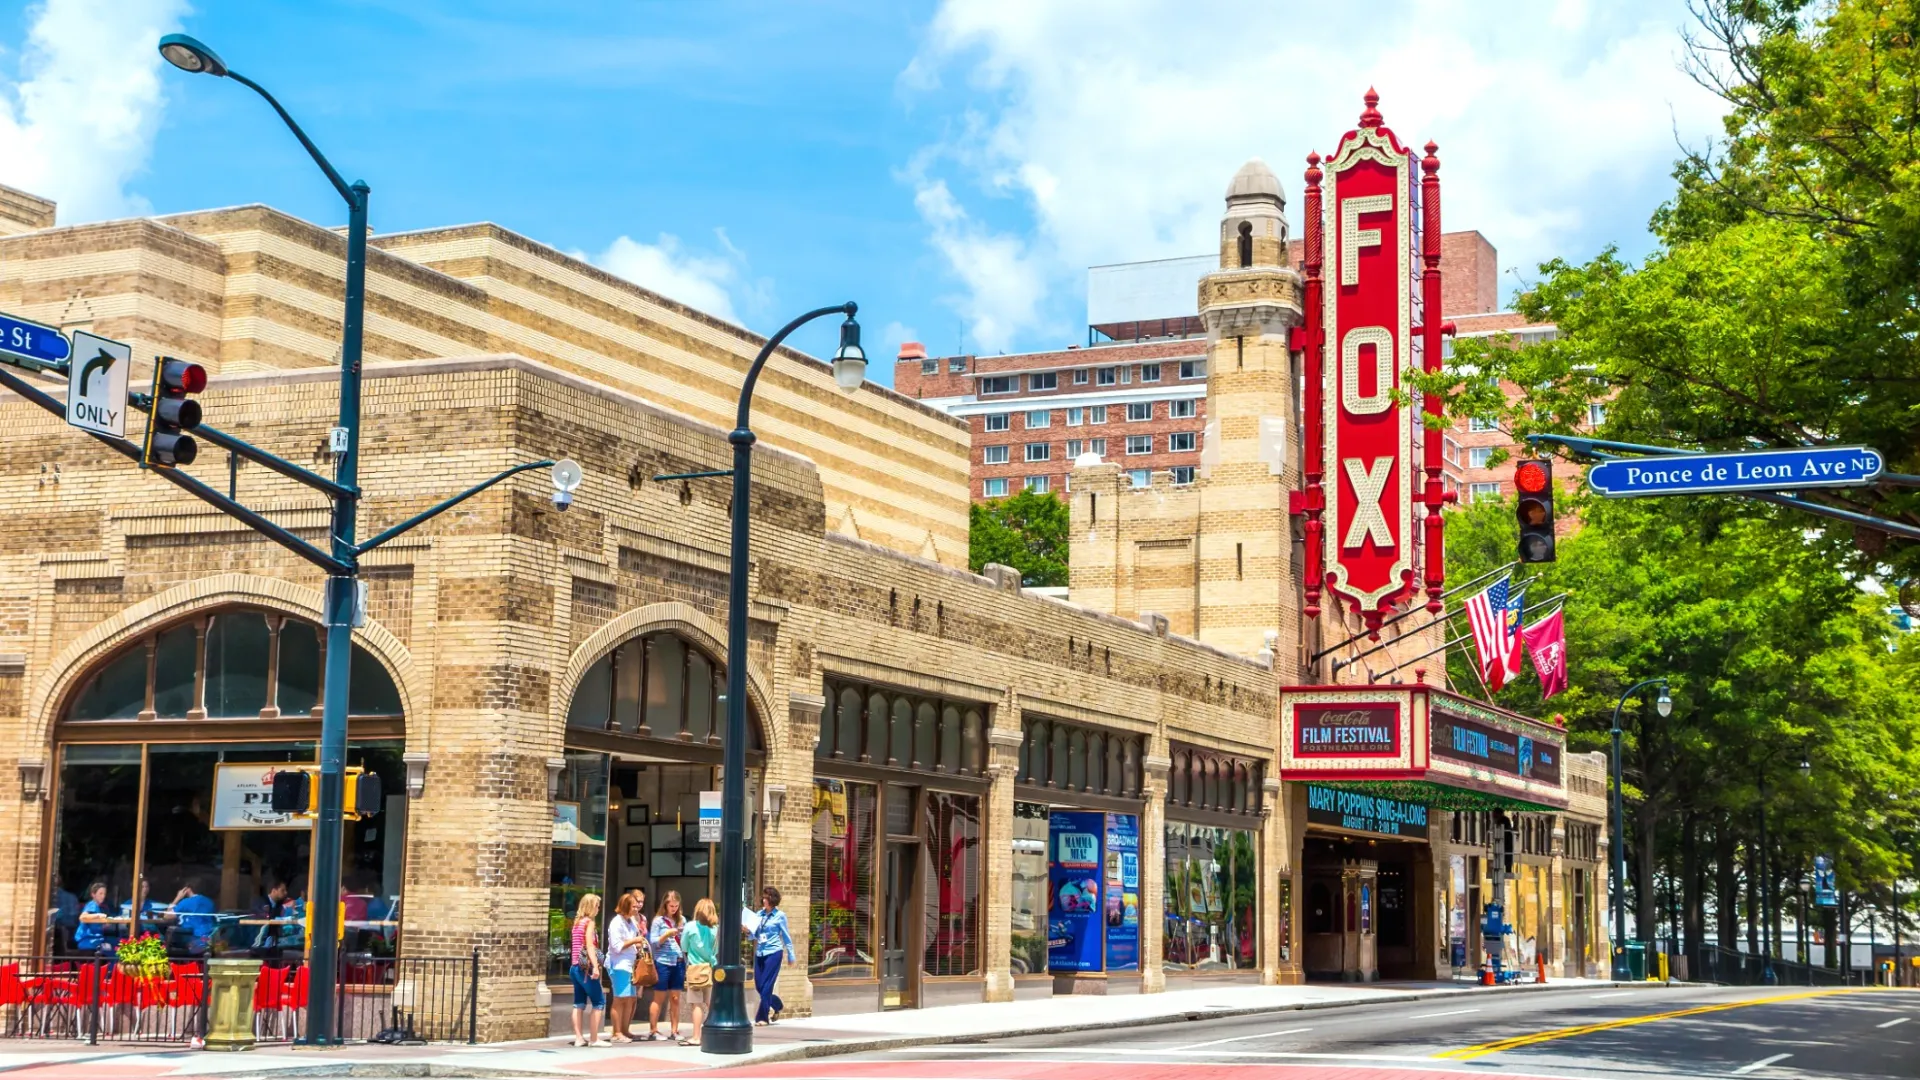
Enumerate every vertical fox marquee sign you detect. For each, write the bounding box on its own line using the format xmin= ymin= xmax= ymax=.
xmin=1298 ymin=90 xmax=1450 ymax=638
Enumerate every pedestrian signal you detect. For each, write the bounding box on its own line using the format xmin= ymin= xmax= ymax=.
xmin=1515 ymin=458 xmax=1556 ymax=563
xmin=143 ymin=357 xmax=205 ymax=468
xmin=270 ymin=768 xmax=316 ymax=814
xmin=346 ymin=769 xmax=383 ymax=817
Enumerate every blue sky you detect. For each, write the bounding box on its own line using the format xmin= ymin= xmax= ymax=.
xmin=0 ymin=0 xmax=1726 ymax=387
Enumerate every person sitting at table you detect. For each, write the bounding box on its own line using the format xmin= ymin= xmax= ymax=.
xmin=119 ymin=876 xmax=166 ymax=935
xmin=249 ymin=879 xmax=291 ymax=956
xmin=75 ymin=881 xmax=117 ymax=956
xmin=171 ymin=881 xmax=217 ymax=955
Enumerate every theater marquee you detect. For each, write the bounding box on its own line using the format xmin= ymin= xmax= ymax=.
xmin=1278 ymin=685 xmax=1568 ymax=811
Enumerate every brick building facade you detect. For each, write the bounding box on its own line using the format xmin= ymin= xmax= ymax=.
xmin=0 ymin=153 xmax=1604 ymax=1046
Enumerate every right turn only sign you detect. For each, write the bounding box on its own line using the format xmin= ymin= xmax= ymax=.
xmin=65 ymin=330 xmax=132 ymax=438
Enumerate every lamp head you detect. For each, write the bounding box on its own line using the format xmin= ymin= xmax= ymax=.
xmin=158 ymin=33 xmax=228 ymax=77
xmin=1655 ymin=684 xmax=1672 ymax=718
xmin=1798 ymin=758 xmax=1812 ymax=780
xmin=832 ymin=312 xmax=866 ymax=393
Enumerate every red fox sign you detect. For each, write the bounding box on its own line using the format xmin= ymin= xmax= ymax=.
xmin=1298 ymin=90 xmax=1450 ymax=638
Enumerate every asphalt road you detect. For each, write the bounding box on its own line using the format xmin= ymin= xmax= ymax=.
xmin=707 ymin=984 xmax=1920 ymax=1080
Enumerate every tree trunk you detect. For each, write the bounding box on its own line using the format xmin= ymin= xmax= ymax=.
xmin=1682 ymin=813 xmax=1702 ymax=961
xmin=1746 ymin=839 xmax=1761 ymax=955
xmin=1716 ymin=824 xmax=1739 ymax=951
xmin=1634 ymin=804 xmax=1659 ymax=943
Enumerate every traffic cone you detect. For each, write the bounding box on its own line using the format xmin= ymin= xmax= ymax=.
xmin=1538 ymin=955 xmax=1547 ymax=984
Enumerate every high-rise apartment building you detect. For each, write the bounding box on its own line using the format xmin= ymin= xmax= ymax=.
xmin=896 ymin=221 xmax=1554 ymax=503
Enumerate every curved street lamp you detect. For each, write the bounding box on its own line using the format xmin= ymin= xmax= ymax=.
xmin=706 ymin=304 xmax=862 ymax=1055
xmin=1610 ymin=677 xmax=1669 ymax=981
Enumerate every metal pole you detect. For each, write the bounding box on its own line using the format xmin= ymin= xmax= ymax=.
xmin=1760 ymin=771 xmax=1776 ymax=984
xmin=1611 ymin=677 xmax=1663 ymax=980
xmin=305 ymin=181 xmax=368 ymax=1046
xmin=706 ymin=303 xmax=853 ymax=1056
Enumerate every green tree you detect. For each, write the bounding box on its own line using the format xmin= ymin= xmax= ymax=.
xmin=968 ymin=489 xmax=1069 ymax=586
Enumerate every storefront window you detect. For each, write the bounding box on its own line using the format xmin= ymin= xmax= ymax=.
xmin=1163 ymin=822 xmax=1257 ymax=970
xmin=48 ymin=744 xmax=140 ymax=953
xmin=1010 ymin=802 xmax=1049 ymax=976
xmin=203 ymin=612 xmax=271 ymax=717
xmin=548 ymin=751 xmax=610 ymax=981
xmin=818 ymin=679 xmax=985 ymax=776
xmin=808 ymin=778 xmax=876 ymax=978
xmin=568 ymin=633 xmax=744 ymax=745
xmin=921 ymin=793 xmax=980 ymax=976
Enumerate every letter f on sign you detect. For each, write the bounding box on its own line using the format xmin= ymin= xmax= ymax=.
xmin=1343 ymin=456 xmax=1395 ymax=549
xmin=1341 ymin=195 xmax=1393 ymax=286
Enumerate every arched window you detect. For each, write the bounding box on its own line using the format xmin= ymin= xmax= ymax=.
xmin=915 ymin=701 xmax=938 ymax=771
xmin=1238 ymin=220 xmax=1253 ymax=268
xmin=865 ymin=692 xmax=889 ymax=763
xmin=836 ymin=688 xmax=862 ymax=759
xmin=889 ymin=697 xmax=913 ymax=767
xmin=64 ymin=609 xmax=402 ymax=723
xmin=938 ymin=705 xmax=961 ymax=773
xmin=961 ymin=709 xmax=983 ymax=777
xmin=578 ymin=631 xmax=760 ymax=751
xmin=1086 ymin=732 xmax=1106 ymax=794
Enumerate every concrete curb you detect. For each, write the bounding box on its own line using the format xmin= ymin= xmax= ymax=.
xmin=701 ymin=980 xmax=1675 ymax=1071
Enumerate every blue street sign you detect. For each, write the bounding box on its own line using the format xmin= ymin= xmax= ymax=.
xmin=0 ymin=312 xmax=70 ymax=367
xmin=1588 ymin=446 xmax=1883 ymax=498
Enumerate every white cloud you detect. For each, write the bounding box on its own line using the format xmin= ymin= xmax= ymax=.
xmin=880 ymin=320 xmax=920 ymax=358
xmin=904 ymin=0 xmax=1727 ymax=351
xmin=0 ymin=0 xmax=188 ymax=222
xmin=588 ymin=230 xmax=748 ymax=325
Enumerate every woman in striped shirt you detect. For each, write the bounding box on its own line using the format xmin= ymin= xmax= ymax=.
xmin=568 ymin=893 xmax=607 ymax=1047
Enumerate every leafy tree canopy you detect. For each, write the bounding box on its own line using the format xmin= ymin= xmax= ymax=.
xmin=968 ymin=489 xmax=1069 ymax=587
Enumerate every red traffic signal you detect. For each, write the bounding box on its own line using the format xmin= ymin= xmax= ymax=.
xmin=144 ymin=357 xmax=204 ymax=468
xmin=1515 ymin=458 xmax=1556 ymax=563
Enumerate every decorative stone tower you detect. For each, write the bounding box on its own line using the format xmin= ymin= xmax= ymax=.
xmin=1194 ymin=160 xmax=1306 ymax=667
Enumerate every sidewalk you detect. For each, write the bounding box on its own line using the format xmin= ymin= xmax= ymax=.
xmin=0 ymin=977 xmax=1628 ymax=1078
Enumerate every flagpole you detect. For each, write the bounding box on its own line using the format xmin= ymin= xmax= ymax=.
xmin=1374 ymin=591 xmax=1569 ymax=684
xmin=1328 ymin=571 xmax=1547 ymax=677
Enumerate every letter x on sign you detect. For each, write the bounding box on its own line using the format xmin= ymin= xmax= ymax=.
xmin=1342 ymin=456 xmax=1394 ymax=549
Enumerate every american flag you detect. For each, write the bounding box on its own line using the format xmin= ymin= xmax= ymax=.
xmin=1464 ymin=576 xmax=1527 ymax=692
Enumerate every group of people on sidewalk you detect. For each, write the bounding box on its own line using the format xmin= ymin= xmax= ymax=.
xmin=566 ymin=884 xmax=797 ymax=1048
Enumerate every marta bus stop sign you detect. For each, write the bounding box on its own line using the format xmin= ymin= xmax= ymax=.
xmin=1588 ymin=446 xmax=1883 ymax=498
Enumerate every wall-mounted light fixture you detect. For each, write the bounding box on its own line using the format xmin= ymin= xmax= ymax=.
xmin=402 ymin=751 xmax=429 ymax=799
xmin=18 ymin=759 xmax=44 ymax=802
xmin=764 ymin=783 xmax=787 ymax=825
xmin=546 ymin=756 xmax=567 ymax=800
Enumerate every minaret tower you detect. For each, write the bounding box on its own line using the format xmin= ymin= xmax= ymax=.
xmin=1192 ymin=160 xmax=1306 ymax=669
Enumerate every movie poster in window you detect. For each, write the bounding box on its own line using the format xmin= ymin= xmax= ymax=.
xmin=1103 ymin=813 xmax=1139 ymax=972
xmin=1048 ymin=811 xmax=1105 ymax=973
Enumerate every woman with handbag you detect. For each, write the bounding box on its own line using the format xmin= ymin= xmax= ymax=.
xmin=567 ymin=894 xmax=608 ymax=1047
xmin=680 ymin=898 xmax=719 ymax=1046
xmin=647 ymin=891 xmax=687 ymax=1042
xmin=745 ymin=886 xmax=797 ymax=1026
xmin=604 ymin=893 xmax=644 ymax=1044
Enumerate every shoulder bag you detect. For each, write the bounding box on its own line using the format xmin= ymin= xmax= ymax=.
xmin=686 ymin=924 xmax=714 ymax=990
xmin=630 ymin=924 xmax=658 ymax=989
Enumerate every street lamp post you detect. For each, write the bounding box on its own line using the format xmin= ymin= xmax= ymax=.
xmin=1611 ymin=678 xmax=1669 ymax=981
xmin=158 ymin=33 xmax=582 ymax=1044
xmin=1800 ymin=879 xmax=1812 ymax=983
xmin=704 ymin=303 xmax=865 ymax=1055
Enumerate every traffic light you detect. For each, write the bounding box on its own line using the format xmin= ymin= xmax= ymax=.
xmin=143 ymin=357 xmax=205 ymax=468
xmin=346 ymin=769 xmax=383 ymax=817
xmin=270 ymin=768 xmax=316 ymax=814
xmin=1515 ymin=458 xmax=1556 ymax=563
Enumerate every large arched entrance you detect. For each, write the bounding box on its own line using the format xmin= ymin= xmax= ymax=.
xmin=550 ymin=628 xmax=765 ymax=983
xmin=46 ymin=606 xmax=408 ymax=961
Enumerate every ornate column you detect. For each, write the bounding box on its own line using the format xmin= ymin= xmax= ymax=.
xmin=982 ymin=721 xmax=1023 ymax=1002
xmin=1140 ymin=752 xmax=1171 ymax=994
xmin=779 ymin=691 xmax=825 ymax=1017
xmin=1260 ymin=775 xmax=1284 ymax=984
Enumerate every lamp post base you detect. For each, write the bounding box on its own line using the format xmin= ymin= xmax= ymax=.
xmin=701 ymin=972 xmax=753 ymax=1055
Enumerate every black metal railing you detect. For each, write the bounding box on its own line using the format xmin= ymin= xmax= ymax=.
xmin=1695 ymin=945 xmax=1855 ymax=987
xmin=0 ymin=951 xmax=476 ymax=1045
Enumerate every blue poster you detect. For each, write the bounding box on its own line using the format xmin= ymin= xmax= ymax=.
xmin=1104 ymin=813 xmax=1139 ymax=971
xmin=1048 ymin=811 xmax=1105 ymax=972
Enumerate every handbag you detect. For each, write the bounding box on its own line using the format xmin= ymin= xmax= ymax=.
xmin=630 ymin=934 xmax=658 ymax=989
xmin=686 ymin=925 xmax=714 ymax=990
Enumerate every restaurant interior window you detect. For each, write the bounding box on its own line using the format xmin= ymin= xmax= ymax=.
xmin=1009 ymin=803 xmax=1049 ymax=976
xmin=203 ymin=612 xmax=271 ymax=717
xmin=548 ymin=751 xmax=610 ymax=981
xmin=1164 ymin=823 xmax=1257 ymax=970
xmin=48 ymin=744 xmax=140 ymax=953
xmin=808 ymin=779 xmax=876 ymax=979
xmin=921 ymin=793 xmax=980 ymax=977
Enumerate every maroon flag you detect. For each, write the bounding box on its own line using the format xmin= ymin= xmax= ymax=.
xmin=1522 ymin=610 xmax=1569 ymax=699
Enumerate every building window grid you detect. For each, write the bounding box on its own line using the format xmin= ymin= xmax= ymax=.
xmin=983 ymin=445 xmax=1009 ymax=465
xmin=1469 ymin=446 xmax=1494 ymax=469
xmin=983 ymin=413 xmax=1009 ymax=432
xmin=981 ymin=376 xmax=1016 ymax=395
xmin=1026 ymin=410 xmax=1051 ymax=429
xmin=1128 ymin=469 xmax=1150 ymax=488
xmin=1025 ymin=442 xmax=1051 ymax=462
xmin=921 ymin=359 xmax=937 ymax=376
xmin=1067 ymin=407 xmax=1084 ymax=426
xmin=949 ymin=357 xmax=967 ymax=373
xmin=1125 ymin=435 xmax=1152 ymax=456
xmin=1025 ymin=476 xmax=1049 ymax=494
xmin=983 ymin=478 xmax=1008 ymax=498
xmin=1168 ymin=432 xmax=1196 ymax=453
xmin=1171 ymin=466 xmax=1195 ymax=485
xmin=1469 ymin=482 xmax=1502 ymax=502
xmin=1088 ymin=405 xmax=1108 ymax=424
xmin=1139 ymin=363 xmax=1161 ymax=382
xmin=1029 ymin=372 xmax=1057 ymax=391
xmin=1096 ymin=368 xmax=1117 ymax=386
xmin=1126 ymin=402 xmax=1153 ymax=422
xmin=1170 ymin=399 xmax=1196 ymax=419
xmin=1073 ymin=369 xmax=1089 ymax=385
xmin=1180 ymin=359 xmax=1206 ymax=380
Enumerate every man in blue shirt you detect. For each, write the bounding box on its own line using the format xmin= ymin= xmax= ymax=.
xmin=170 ymin=881 xmax=217 ymax=954
xmin=46 ymin=874 xmax=78 ymax=954
xmin=74 ymin=881 xmax=117 ymax=956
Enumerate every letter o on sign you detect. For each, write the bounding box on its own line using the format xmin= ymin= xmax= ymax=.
xmin=1342 ymin=325 xmax=1393 ymax=416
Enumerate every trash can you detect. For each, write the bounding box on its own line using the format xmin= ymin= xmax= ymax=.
xmin=1621 ymin=942 xmax=1648 ymax=982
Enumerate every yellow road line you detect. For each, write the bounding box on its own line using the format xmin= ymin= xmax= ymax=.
xmin=1435 ymin=988 xmax=1881 ymax=1060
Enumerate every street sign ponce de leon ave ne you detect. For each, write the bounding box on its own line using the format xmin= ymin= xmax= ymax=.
xmin=1587 ymin=446 xmax=1884 ymax=498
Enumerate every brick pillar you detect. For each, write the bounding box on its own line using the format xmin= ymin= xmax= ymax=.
xmin=1278 ymin=782 xmax=1308 ymax=984
xmin=982 ymin=722 xmax=1023 ymax=1002
xmin=776 ymin=692 xmax=824 ymax=1017
xmin=1260 ymin=776 xmax=1284 ymax=984
xmin=1139 ymin=753 xmax=1170 ymax=994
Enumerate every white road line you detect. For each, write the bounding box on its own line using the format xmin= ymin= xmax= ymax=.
xmin=1877 ymin=1016 xmax=1911 ymax=1029
xmin=1411 ymin=1008 xmax=1482 ymax=1019
xmin=895 ymin=1046 xmax=1436 ymax=1061
xmin=1733 ymin=1052 xmax=1794 ymax=1074
xmin=1173 ymin=1026 xmax=1311 ymax=1050
xmin=1589 ymin=990 xmax=1637 ymax=998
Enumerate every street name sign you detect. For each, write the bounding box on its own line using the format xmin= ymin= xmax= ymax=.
xmin=1588 ymin=446 xmax=1884 ymax=498
xmin=0 ymin=312 xmax=70 ymax=369
xmin=65 ymin=330 xmax=132 ymax=438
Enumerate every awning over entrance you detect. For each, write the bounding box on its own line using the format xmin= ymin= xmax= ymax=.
xmin=1278 ymin=685 xmax=1568 ymax=812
